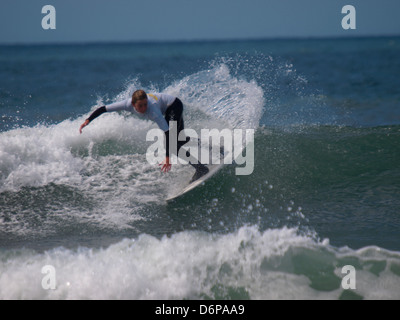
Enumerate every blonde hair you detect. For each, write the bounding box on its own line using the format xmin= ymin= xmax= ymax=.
xmin=132 ymin=90 xmax=147 ymax=104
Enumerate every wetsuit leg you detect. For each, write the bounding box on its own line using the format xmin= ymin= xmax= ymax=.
xmin=164 ymin=98 xmax=187 ymax=157
xmin=164 ymin=99 xmax=208 ymax=178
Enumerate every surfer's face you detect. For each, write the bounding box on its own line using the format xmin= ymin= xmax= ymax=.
xmin=133 ymin=99 xmax=148 ymax=114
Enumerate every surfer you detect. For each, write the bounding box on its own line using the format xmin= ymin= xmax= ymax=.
xmin=79 ymin=90 xmax=209 ymax=182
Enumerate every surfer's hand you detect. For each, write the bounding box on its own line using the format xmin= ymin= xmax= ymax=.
xmin=159 ymin=157 xmax=172 ymax=173
xmin=79 ymin=119 xmax=90 ymax=134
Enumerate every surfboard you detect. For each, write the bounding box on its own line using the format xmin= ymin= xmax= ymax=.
xmin=165 ymin=142 xmax=229 ymax=201
xmin=166 ymin=163 xmax=224 ymax=201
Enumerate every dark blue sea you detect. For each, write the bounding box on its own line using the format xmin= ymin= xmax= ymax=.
xmin=1 ymin=37 xmax=400 ymax=299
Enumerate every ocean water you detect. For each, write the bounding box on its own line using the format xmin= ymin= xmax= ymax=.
xmin=1 ymin=37 xmax=400 ymax=300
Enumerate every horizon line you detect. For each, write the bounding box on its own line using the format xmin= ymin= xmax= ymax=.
xmin=1 ymin=33 xmax=400 ymax=47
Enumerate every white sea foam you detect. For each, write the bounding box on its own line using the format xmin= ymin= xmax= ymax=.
xmin=1 ymin=225 xmax=399 ymax=300
xmin=0 ymin=122 xmax=82 ymax=192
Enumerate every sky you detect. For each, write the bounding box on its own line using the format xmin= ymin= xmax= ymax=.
xmin=0 ymin=0 xmax=399 ymax=44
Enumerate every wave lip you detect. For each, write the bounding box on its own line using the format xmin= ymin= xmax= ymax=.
xmin=165 ymin=62 xmax=264 ymax=131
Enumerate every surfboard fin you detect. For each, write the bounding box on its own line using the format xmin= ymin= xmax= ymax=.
xmin=189 ymin=165 xmax=209 ymax=184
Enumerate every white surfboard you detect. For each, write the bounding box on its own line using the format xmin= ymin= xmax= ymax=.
xmin=166 ymin=163 xmax=224 ymax=201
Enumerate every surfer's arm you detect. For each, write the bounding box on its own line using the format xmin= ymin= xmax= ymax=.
xmin=79 ymin=99 xmax=130 ymax=134
xmin=164 ymin=130 xmax=170 ymax=157
xmin=151 ymin=113 xmax=172 ymax=172
xmin=158 ymin=129 xmax=172 ymax=173
xmin=79 ymin=106 xmax=106 ymax=134
xmin=87 ymin=106 xmax=107 ymax=122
